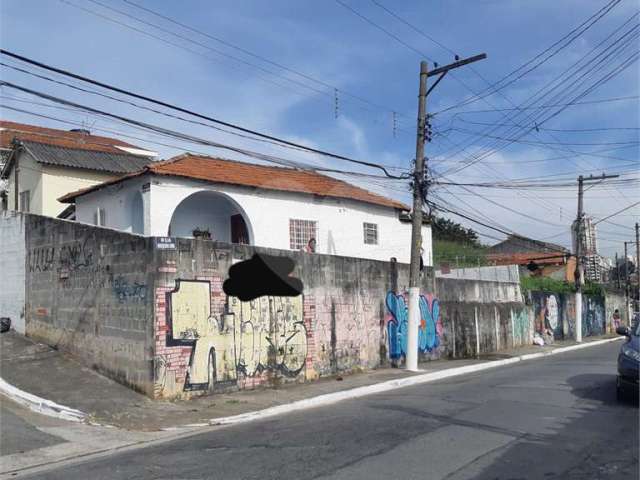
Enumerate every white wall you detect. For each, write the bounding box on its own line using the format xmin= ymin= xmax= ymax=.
xmin=0 ymin=211 xmax=26 ymax=333
xmin=76 ymin=175 xmax=148 ymax=234
xmin=168 ymin=190 xmax=243 ymax=241
xmin=75 ymin=174 xmax=433 ymax=265
xmin=5 ymin=151 xmax=43 ymax=213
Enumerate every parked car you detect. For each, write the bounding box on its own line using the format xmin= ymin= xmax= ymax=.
xmin=616 ymin=321 xmax=640 ymax=401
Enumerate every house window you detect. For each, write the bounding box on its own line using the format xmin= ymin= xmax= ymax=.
xmin=363 ymin=222 xmax=378 ymax=245
xmin=19 ymin=190 xmax=30 ymax=213
xmin=289 ymin=219 xmax=317 ymax=250
xmin=93 ymin=208 xmax=106 ymax=227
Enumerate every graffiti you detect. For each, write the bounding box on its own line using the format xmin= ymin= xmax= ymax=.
xmin=112 ymin=276 xmax=148 ymax=303
xmin=511 ymin=309 xmax=529 ymax=346
xmin=58 ymin=238 xmax=94 ymax=272
xmin=164 ymin=280 xmax=306 ymax=392
xmin=28 ymin=247 xmax=55 ymax=272
xmin=531 ymin=292 xmax=564 ymax=340
xmin=583 ymin=296 xmax=605 ymax=336
xmin=229 ymin=296 xmax=307 ymax=377
xmin=546 ymin=295 xmax=558 ymax=331
xmin=385 ymin=292 xmax=442 ymax=360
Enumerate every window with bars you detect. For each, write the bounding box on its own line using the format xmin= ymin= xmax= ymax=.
xmin=363 ymin=222 xmax=378 ymax=245
xmin=289 ymin=219 xmax=317 ymax=250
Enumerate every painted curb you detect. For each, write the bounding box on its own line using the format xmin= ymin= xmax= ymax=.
xmin=205 ymin=336 xmax=624 ymax=428
xmin=0 ymin=377 xmax=87 ymax=422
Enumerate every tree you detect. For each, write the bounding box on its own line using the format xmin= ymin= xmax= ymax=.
xmin=431 ymin=216 xmax=481 ymax=246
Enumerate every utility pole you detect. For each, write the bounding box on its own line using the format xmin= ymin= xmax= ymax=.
xmin=573 ymin=173 xmax=618 ymax=343
xmin=636 ymin=223 xmax=639 ymax=313
xmin=615 ymin=252 xmax=619 ymax=289
xmin=625 ymin=241 xmax=630 ymax=322
xmin=406 ymin=53 xmax=486 ymax=371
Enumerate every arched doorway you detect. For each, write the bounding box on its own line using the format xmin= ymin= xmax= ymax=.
xmin=168 ymin=190 xmax=253 ymax=244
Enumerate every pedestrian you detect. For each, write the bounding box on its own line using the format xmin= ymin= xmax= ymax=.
xmin=304 ymin=237 xmax=316 ymax=253
xmin=613 ymin=309 xmax=621 ymax=330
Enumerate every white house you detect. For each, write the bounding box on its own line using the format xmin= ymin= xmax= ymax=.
xmin=0 ymin=120 xmax=156 ymax=217
xmin=60 ymin=154 xmax=432 ymax=265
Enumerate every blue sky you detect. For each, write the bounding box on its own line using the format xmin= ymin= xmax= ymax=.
xmin=1 ymin=0 xmax=638 ymax=258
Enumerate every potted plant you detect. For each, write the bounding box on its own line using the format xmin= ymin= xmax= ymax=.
xmin=192 ymin=227 xmax=211 ymax=239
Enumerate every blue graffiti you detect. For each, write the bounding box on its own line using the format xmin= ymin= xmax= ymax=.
xmin=386 ymin=292 xmax=440 ymax=360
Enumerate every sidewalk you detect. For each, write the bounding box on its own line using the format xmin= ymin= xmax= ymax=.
xmin=0 ymin=330 xmax=621 ymax=432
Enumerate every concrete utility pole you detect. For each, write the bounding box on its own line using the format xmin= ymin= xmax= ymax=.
xmin=573 ymin=173 xmax=618 ymax=343
xmin=406 ymin=53 xmax=486 ymax=371
xmin=625 ymin=241 xmax=630 ymax=321
xmin=406 ymin=61 xmax=428 ymax=371
xmin=636 ymin=223 xmax=640 ymax=313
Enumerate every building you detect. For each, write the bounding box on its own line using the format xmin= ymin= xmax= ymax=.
xmin=572 ymin=215 xmax=605 ymax=282
xmin=486 ymin=234 xmax=573 ymax=280
xmin=0 ymin=121 xmax=156 ymax=218
xmin=60 ymin=153 xmax=432 ymax=264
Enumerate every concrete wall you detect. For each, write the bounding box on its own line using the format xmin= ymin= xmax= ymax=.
xmin=151 ymin=239 xmax=436 ymax=398
xmin=435 ymin=268 xmax=531 ymax=358
xmin=0 ymin=211 xmax=26 ymax=333
xmin=74 ymin=174 xmax=433 ymax=265
xmin=604 ymin=290 xmax=629 ymax=332
xmin=528 ymin=291 xmax=613 ymax=340
xmin=23 ymin=215 xmax=156 ymax=395
xmin=16 ymin=216 xmax=623 ymax=401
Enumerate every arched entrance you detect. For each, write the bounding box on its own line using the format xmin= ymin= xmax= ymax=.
xmin=168 ymin=190 xmax=252 ymax=244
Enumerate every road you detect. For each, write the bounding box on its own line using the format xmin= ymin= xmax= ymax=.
xmin=14 ymin=342 xmax=639 ymax=480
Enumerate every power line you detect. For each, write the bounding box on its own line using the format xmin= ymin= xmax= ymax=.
xmin=432 ymin=0 xmax=624 ymax=114
xmin=593 ymin=201 xmax=640 ymax=225
xmin=453 ymin=117 xmax=640 ymax=133
xmin=0 ymin=82 xmax=413 ymax=184
xmin=120 ymin=0 xmax=407 ymax=120
xmin=435 ymin=95 xmax=639 ymax=116
xmin=0 ymin=50 xmax=407 ymax=178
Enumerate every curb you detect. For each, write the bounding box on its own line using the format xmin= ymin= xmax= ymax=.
xmin=204 ymin=336 xmax=624 ymax=428
xmin=0 ymin=377 xmax=87 ymax=422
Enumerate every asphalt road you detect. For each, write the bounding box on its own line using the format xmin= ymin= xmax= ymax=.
xmin=0 ymin=399 xmax=65 ymax=457
xmin=19 ymin=342 xmax=639 ymax=480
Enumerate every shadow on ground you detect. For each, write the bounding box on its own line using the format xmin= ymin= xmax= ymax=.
xmin=457 ymin=373 xmax=639 ymax=480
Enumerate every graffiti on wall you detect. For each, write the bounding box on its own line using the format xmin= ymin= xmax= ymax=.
xmin=583 ymin=296 xmax=605 ymax=336
xmin=511 ymin=309 xmax=529 ymax=346
xmin=385 ymin=292 xmax=442 ymax=360
xmin=532 ymin=292 xmax=563 ymax=340
xmin=165 ymin=279 xmax=306 ymax=391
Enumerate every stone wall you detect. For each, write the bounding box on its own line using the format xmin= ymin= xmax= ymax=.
xmin=0 ymin=211 xmax=26 ymax=334
xmin=23 ymin=215 xmax=156 ymax=396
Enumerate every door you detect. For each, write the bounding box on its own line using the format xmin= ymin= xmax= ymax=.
xmin=230 ymin=214 xmax=249 ymax=244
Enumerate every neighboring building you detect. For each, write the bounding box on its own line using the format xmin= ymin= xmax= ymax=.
xmin=0 ymin=121 xmax=156 ymax=218
xmin=486 ymin=234 xmax=569 ymax=264
xmin=572 ymin=215 xmax=604 ymax=282
xmin=60 ymin=154 xmax=432 ymax=264
xmin=486 ymin=234 xmax=572 ymax=280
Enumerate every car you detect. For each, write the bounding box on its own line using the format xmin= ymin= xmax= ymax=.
xmin=616 ymin=321 xmax=640 ymax=401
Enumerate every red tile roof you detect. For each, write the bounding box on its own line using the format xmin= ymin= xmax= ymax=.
xmin=60 ymin=154 xmax=409 ymax=210
xmin=486 ymin=252 xmax=569 ymax=266
xmin=0 ymin=120 xmax=144 ymax=154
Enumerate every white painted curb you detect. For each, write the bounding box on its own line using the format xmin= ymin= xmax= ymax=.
xmin=0 ymin=378 xmax=87 ymax=422
xmin=206 ymin=337 xmax=624 ymax=428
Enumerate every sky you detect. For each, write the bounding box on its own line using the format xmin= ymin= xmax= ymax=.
xmin=0 ymin=0 xmax=638 ymax=259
